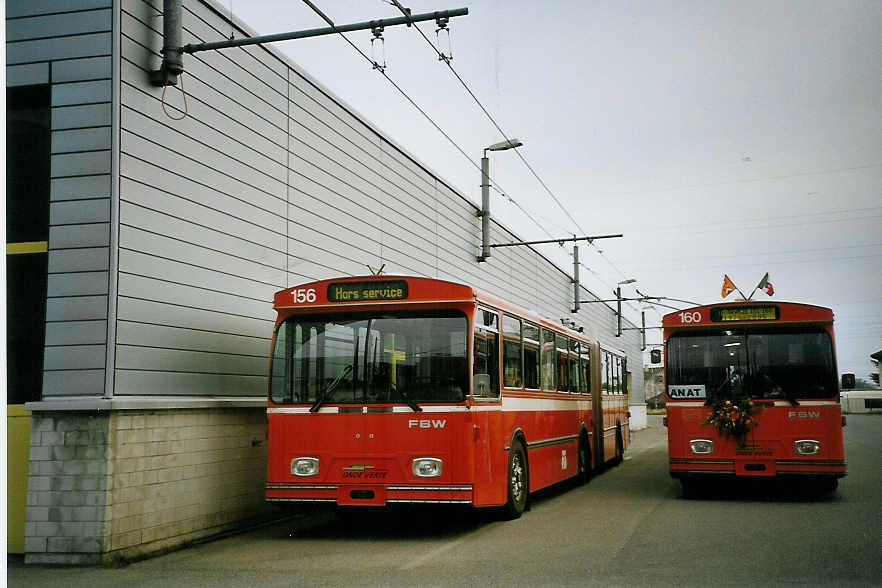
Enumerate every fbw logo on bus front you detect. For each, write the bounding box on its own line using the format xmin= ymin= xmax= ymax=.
xmin=408 ymin=419 xmax=447 ymax=429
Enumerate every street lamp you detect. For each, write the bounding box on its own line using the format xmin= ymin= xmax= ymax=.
xmin=477 ymin=138 xmax=523 ymax=262
xmin=615 ymin=279 xmax=636 ymax=337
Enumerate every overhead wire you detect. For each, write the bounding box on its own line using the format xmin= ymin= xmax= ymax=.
xmin=301 ymin=0 xmax=558 ymax=239
xmin=590 ymin=162 xmax=882 ymax=198
xmin=382 ymin=0 xmax=647 ymax=305
xmin=303 ymin=1 xmax=646 ymax=322
xmin=385 ymin=0 xmax=586 ymax=237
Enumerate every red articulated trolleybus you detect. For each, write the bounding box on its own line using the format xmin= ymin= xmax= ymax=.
xmin=662 ymin=301 xmax=846 ymax=496
xmin=265 ymin=275 xmax=630 ymax=518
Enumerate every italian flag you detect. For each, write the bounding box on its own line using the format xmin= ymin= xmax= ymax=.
xmin=757 ymin=273 xmax=774 ymax=296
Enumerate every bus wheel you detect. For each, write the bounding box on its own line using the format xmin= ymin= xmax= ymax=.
xmin=809 ymin=476 xmax=839 ymax=497
xmin=504 ymin=440 xmax=528 ymax=519
xmin=613 ymin=426 xmax=624 ymax=466
xmin=576 ymin=436 xmax=591 ymax=486
xmin=680 ymin=477 xmax=701 ymax=499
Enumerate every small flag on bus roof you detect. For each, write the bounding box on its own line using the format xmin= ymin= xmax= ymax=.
xmin=721 ymin=274 xmax=737 ymax=298
xmin=757 ymin=273 xmax=774 ymax=296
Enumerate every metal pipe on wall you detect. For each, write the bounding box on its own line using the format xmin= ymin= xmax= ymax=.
xmin=162 ymin=0 xmax=184 ymax=75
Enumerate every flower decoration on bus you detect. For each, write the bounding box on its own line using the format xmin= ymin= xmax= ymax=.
xmin=703 ymin=398 xmax=764 ymax=446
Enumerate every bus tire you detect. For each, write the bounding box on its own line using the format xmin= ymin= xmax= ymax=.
xmin=576 ymin=435 xmax=592 ymax=486
xmin=503 ymin=439 xmax=528 ymax=519
xmin=809 ymin=476 xmax=838 ymax=497
xmin=680 ymin=477 xmax=701 ymax=499
xmin=613 ymin=426 xmax=624 ymax=466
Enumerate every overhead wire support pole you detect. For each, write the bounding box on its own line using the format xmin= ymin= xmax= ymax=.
xmin=579 ymin=296 xmax=698 ymax=308
xmin=572 ymin=243 xmax=580 ymax=313
xmin=484 ymin=232 xmax=623 ymax=313
xmin=579 ymin=294 xmax=686 ymax=337
xmin=181 ymin=8 xmax=469 ymax=54
xmin=489 ymin=234 xmax=623 ymax=249
xmin=616 ymin=286 xmax=623 ymax=337
xmin=485 ymin=233 xmax=624 ymax=311
xmin=478 ymin=152 xmax=491 ymax=261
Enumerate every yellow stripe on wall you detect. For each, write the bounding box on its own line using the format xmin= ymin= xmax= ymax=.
xmin=6 ymin=241 xmax=49 ymax=254
xmin=7 ymin=405 xmax=32 ymax=554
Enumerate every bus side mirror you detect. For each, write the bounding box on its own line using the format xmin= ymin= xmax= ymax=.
xmin=841 ymin=373 xmax=855 ymax=390
xmin=473 ymin=374 xmax=490 ymax=397
xmin=650 ymin=349 xmax=662 ymax=364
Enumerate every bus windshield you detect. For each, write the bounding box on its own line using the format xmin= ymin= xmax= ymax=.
xmin=270 ymin=310 xmax=468 ymax=406
xmin=666 ymin=328 xmax=836 ymax=401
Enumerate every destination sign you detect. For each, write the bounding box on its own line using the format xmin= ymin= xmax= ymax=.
xmin=711 ymin=306 xmax=778 ymax=322
xmin=327 ymin=280 xmax=408 ymax=302
xmin=668 ymin=384 xmax=706 ymax=400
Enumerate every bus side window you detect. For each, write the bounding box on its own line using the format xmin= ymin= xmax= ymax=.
xmin=614 ymin=356 xmax=622 ymax=395
xmin=556 ymin=334 xmax=569 ymax=392
xmin=523 ymin=323 xmax=540 ymax=389
xmin=502 ymin=315 xmax=523 ymax=388
xmin=473 ymin=308 xmax=499 ymax=399
xmin=568 ymin=339 xmax=580 ymax=392
xmin=616 ymin=356 xmax=622 ymax=394
xmin=541 ymin=328 xmax=556 ymax=391
xmin=580 ymin=346 xmax=590 ymax=395
xmin=269 ymin=322 xmax=291 ymax=403
xmin=601 ymin=351 xmax=609 ymax=393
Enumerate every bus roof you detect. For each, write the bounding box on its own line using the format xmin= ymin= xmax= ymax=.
xmin=274 ymin=275 xmax=593 ymax=342
xmin=662 ymin=301 xmax=834 ymax=329
xmin=274 ymin=275 xmax=476 ymax=309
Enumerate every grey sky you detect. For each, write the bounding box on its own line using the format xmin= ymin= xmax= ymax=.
xmin=231 ymin=0 xmax=881 ymax=377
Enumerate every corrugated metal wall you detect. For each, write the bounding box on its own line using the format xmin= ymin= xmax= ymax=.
xmin=9 ymin=0 xmax=641 ymax=402
xmin=117 ymin=0 xmax=643 ymax=401
xmin=7 ymin=0 xmax=114 ymax=397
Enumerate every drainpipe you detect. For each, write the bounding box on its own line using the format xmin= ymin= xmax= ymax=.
xmin=150 ymin=0 xmax=184 ymax=86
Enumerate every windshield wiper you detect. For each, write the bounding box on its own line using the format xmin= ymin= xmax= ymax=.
xmin=398 ymin=388 xmax=422 ymax=412
xmin=310 ymin=364 xmax=353 ymax=413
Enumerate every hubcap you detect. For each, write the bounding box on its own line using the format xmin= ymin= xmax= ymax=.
xmin=510 ymin=452 xmax=524 ymax=502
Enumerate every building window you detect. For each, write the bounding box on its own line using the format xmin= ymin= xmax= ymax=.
xmin=6 ymin=84 xmax=51 ymax=404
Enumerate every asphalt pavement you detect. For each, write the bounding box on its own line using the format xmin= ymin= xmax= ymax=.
xmin=7 ymin=413 xmax=879 ymax=587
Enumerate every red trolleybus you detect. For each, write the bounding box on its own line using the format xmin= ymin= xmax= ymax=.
xmin=662 ymin=301 xmax=846 ymax=496
xmin=266 ymin=275 xmax=629 ymax=518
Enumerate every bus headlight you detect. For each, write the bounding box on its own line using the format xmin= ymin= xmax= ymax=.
xmin=412 ymin=457 xmax=443 ymax=478
xmin=794 ymin=440 xmax=820 ymax=455
xmin=689 ymin=439 xmax=714 ymax=454
xmin=291 ymin=457 xmax=319 ymax=477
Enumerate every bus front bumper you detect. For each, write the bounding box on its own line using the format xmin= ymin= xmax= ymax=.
xmin=669 ymin=458 xmax=847 ymax=479
xmin=266 ymin=483 xmax=473 ymax=506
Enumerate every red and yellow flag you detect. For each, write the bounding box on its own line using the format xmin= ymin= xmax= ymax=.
xmin=721 ymin=274 xmax=737 ymax=298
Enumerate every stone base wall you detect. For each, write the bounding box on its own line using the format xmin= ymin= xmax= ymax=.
xmin=25 ymin=407 xmax=276 ymax=565
xmin=26 ymin=411 xmax=110 ymax=564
